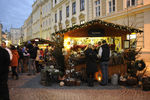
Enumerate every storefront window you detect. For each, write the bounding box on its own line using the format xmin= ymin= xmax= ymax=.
xmin=127 ymin=33 xmax=136 ymax=48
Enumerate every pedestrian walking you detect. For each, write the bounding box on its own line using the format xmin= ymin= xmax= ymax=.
xmin=10 ymin=45 xmax=19 ymax=80
xmin=0 ymin=46 xmax=10 ymax=100
xmin=84 ymin=44 xmax=98 ymax=87
xmin=97 ymin=40 xmax=111 ymax=86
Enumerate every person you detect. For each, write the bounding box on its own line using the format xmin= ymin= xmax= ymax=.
xmin=97 ymin=40 xmax=111 ymax=86
xmin=22 ymin=46 xmax=30 ymax=72
xmin=40 ymin=48 xmax=44 ymax=59
xmin=84 ymin=44 xmax=98 ymax=87
xmin=96 ymin=41 xmax=101 ymax=54
xmin=10 ymin=45 xmax=19 ymax=80
xmin=1 ymin=41 xmax=12 ymax=61
xmin=0 ymin=46 xmax=10 ymax=100
xmin=35 ymin=48 xmax=41 ymax=73
xmin=17 ymin=46 xmax=24 ymax=73
xmin=44 ymin=46 xmax=49 ymax=62
xmin=27 ymin=43 xmax=37 ymax=75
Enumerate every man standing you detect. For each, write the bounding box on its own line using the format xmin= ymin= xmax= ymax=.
xmin=0 ymin=46 xmax=10 ymax=100
xmin=1 ymin=41 xmax=12 ymax=61
xmin=97 ymin=40 xmax=111 ymax=85
xmin=27 ymin=43 xmax=37 ymax=75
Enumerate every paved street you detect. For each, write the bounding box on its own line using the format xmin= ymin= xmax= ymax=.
xmin=8 ymin=73 xmax=150 ymax=100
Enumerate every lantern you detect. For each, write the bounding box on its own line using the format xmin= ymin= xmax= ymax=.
xmin=95 ymin=70 xmax=102 ymax=82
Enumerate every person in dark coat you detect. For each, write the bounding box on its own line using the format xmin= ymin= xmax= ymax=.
xmin=97 ymin=40 xmax=111 ymax=86
xmin=0 ymin=46 xmax=10 ymax=100
xmin=84 ymin=44 xmax=98 ymax=87
xmin=27 ymin=43 xmax=37 ymax=75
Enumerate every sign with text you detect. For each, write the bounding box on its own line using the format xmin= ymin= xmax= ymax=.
xmin=88 ymin=29 xmax=105 ymax=37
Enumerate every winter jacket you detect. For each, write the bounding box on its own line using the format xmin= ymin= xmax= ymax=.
xmin=0 ymin=47 xmax=10 ymax=78
xmin=84 ymin=48 xmax=98 ymax=74
xmin=11 ymin=50 xmax=19 ymax=67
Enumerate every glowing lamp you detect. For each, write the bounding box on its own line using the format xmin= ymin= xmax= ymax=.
xmin=35 ymin=39 xmax=39 ymax=42
xmin=95 ymin=70 xmax=102 ymax=82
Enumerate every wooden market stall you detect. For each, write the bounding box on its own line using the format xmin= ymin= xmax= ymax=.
xmin=54 ymin=19 xmax=143 ymax=78
xmin=22 ymin=38 xmax=54 ymax=49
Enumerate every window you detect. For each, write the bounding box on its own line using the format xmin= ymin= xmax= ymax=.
xmin=108 ymin=0 xmax=115 ymax=13
xmin=55 ymin=0 xmax=57 ymax=4
xmin=95 ymin=0 xmax=101 ymax=17
xmin=127 ymin=0 xmax=136 ymax=7
xmin=59 ymin=10 xmax=62 ymax=22
xmin=72 ymin=2 xmax=76 ymax=15
xmin=80 ymin=0 xmax=85 ymax=11
xmin=66 ymin=6 xmax=69 ymax=17
xmin=55 ymin=13 xmax=57 ymax=23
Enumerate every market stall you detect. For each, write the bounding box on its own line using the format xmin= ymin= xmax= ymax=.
xmin=42 ymin=19 xmax=144 ymax=86
xmin=53 ymin=20 xmax=142 ymax=78
xmin=22 ymin=38 xmax=54 ymax=49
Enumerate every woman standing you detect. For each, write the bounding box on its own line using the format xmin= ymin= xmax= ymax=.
xmin=84 ymin=44 xmax=98 ymax=87
xmin=11 ymin=45 xmax=19 ymax=80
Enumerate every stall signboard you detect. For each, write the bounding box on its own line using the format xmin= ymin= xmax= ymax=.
xmin=88 ymin=29 xmax=105 ymax=37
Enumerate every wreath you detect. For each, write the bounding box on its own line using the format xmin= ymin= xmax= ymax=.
xmin=135 ymin=60 xmax=146 ymax=71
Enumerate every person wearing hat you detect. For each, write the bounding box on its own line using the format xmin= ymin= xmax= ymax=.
xmin=97 ymin=40 xmax=111 ymax=86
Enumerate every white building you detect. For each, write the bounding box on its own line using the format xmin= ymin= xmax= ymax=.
xmin=10 ymin=28 xmax=21 ymax=45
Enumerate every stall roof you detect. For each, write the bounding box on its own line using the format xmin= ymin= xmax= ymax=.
xmin=22 ymin=38 xmax=54 ymax=45
xmin=52 ymin=19 xmax=143 ymax=36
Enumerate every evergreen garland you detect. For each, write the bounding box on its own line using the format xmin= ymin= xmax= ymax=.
xmin=52 ymin=19 xmax=143 ymax=35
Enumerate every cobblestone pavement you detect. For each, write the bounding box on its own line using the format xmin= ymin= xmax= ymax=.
xmin=8 ymin=73 xmax=150 ymax=100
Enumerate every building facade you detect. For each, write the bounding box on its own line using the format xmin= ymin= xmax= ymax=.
xmin=26 ymin=15 xmax=33 ymax=41
xmin=10 ymin=28 xmax=21 ymax=45
xmin=26 ymin=0 xmax=150 ymax=61
xmin=0 ymin=24 xmax=2 ymax=44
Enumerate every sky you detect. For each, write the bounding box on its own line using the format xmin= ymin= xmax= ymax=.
xmin=0 ymin=0 xmax=35 ymax=31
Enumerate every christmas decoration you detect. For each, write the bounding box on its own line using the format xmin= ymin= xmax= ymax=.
xmin=52 ymin=19 xmax=143 ymax=35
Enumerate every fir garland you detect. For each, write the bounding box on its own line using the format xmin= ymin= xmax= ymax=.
xmin=52 ymin=19 xmax=143 ymax=35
